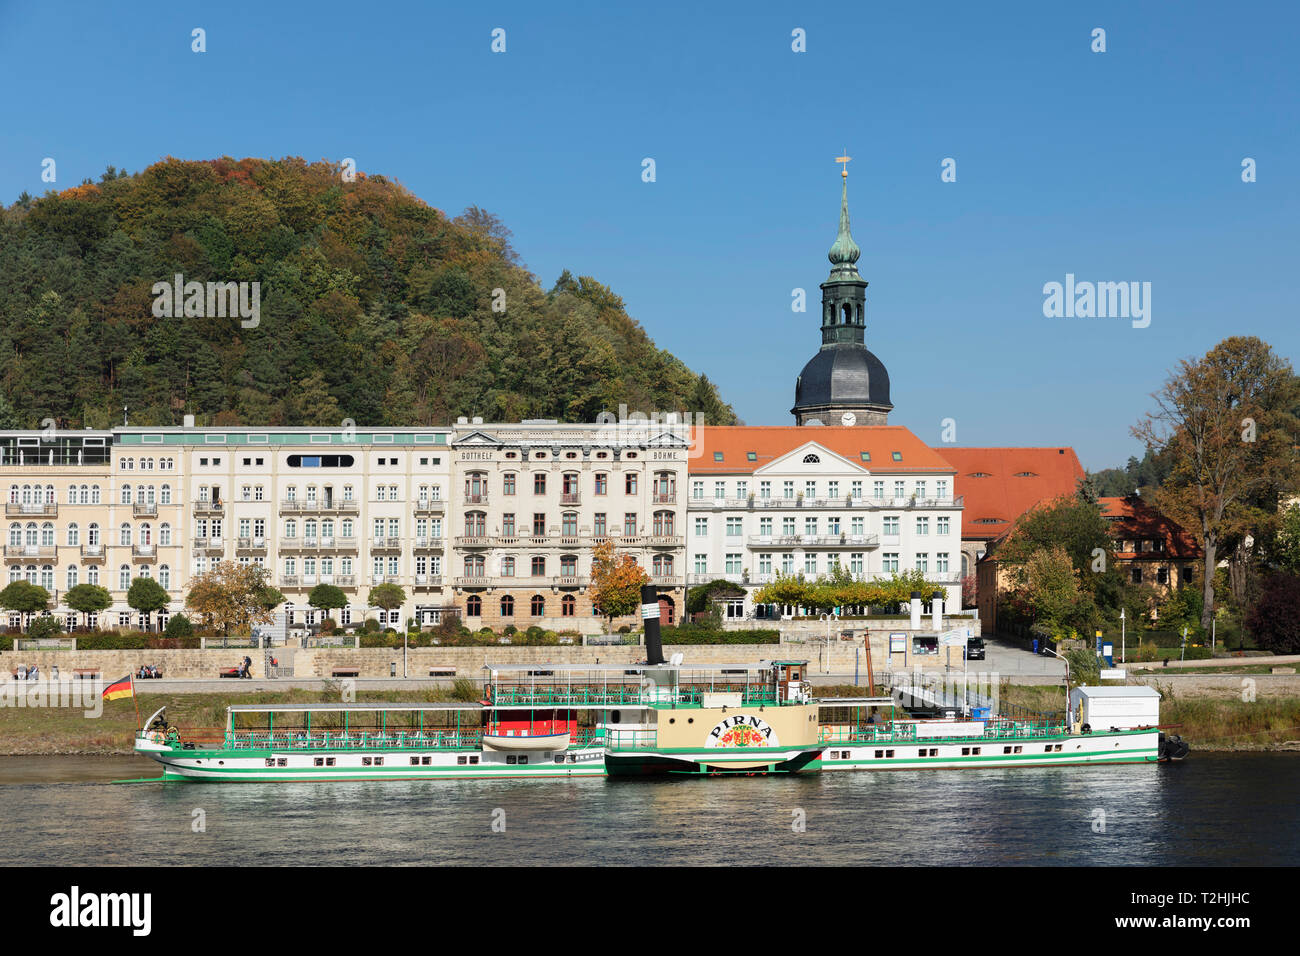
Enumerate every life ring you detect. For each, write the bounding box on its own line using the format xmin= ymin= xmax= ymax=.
xmin=818 ymin=726 xmax=832 ymax=742
xmin=149 ymin=731 xmax=165 ymax=745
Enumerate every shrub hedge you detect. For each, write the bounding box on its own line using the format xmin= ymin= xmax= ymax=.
xmin=661 ymin=627 xmax=780 ymax=645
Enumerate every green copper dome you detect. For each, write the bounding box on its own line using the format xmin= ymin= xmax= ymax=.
xmin=826 ymin=177 xmax=861 ymax=280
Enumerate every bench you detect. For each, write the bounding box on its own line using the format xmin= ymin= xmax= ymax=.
xmin=218 ymin=668 xmax=243 ymax=678
xmin=73 ymin=669 xmax=101 ymax=680
xmin=331 ymin=667 xmax=360 ymax=677
xmin=428 ymin=666 xmax=456 ymax=677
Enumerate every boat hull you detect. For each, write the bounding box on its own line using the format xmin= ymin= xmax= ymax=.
xmin=139 ymin=745 xmax=605 ymax=782
xmin=604 ymin=746 xmax=824 ymax=776
xmin=816 ymin=728 xmax=1160 ymax=770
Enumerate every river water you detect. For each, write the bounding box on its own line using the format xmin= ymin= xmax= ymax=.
xmin=1 ymin=753 xmax=1295 ymax=866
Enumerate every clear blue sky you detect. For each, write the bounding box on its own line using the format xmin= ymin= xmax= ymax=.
xmin=2 ymin=1 xmax=1296 ymax=470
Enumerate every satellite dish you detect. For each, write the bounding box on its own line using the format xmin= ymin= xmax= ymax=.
xmin=669 ymin=652 xmax=684 ymax=666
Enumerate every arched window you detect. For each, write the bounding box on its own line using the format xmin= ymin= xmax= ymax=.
xmin=44 ymin=485 xmax=55 ymax=504
xmin=561 ymin=594 xmax=576 ymax=617
xmin=119 ymin=523 xmax=132 ymax=546
xmin=87 ymin=523 xmax=99 ymax=546
xmin=653 ymin=511 xmax=674 ymax=535
xmin=802 ymin=453 xmax=820 ymax=463
xmin=159 ymin=565 xmax=171 ymax=589
xmin=91 ymin=485 xmax=101 ymax=504
xmin=66 ymin=523 xmax=79 ymax=546
xmin=500 ymin=595 xmax=514 ymax=617
xmin=159 ymin=523 xmax=171 ymax=546
xmin=40 ymin=522 xmax=54 ymax=546
xmin=24 ymin=523 xmax=37 ymax=546
xmin=466 ymin=595 xmax=482 ymax=617
xmin=119 ymin=565 xmax=131 ymax=590
xmin=40 ymin=565 xmax=54 ymax=590
xmin=66 ymin=566 xmax=78 ymax=589
xmin=7 ymin=485 xmax=17 ymax=504
xmin=530 ymin=594 xmax=545 ymax=617
xmin=120 ymin=484 xmax=131 ymax=505
xmin=653 ymin=554 xmax=674 ymax=575
xmin=7 ymin=523 xmax=20 ymax=547
xmin=160 ymin=484 xmax=172 ymax=505
xmin=139 ymin=523 xmax=152 ymax=546
xmin=285 ymin=519 xmax=297 ymax=538
xmin=86 ymin=565 xmax=98 ymax=586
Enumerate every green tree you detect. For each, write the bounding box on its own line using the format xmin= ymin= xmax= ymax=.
xmin=0 ymin=580 xmax=50 ymax=615
xmin=308 ymin=583 xmax=347 ymax=618
xmin=27 ymin=615 xmax=64 ymax=640
xmin=127 ymin=577 xmax=171 ymax=631
xmin=367 ymin=583 xmax=406 ymax=624
xmin=1134 ymin=337 xmax=1300 ymax=631
xmin=164 ymin=613 xmax=195 ymax=639
xmin=63 ymin=582 xmax=112 ymax=627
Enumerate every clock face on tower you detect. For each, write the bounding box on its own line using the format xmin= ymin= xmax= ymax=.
xmin=841 ymin=412 xmax=857 ymax=426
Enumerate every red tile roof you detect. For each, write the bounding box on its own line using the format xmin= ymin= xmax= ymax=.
xmin=689 ymin=426 xmax=957 ymax=475
xmin=1099 ymin=495 xmax=1202 ymax=558
xmin=934 ymin=447 xmax=1085 ymax=541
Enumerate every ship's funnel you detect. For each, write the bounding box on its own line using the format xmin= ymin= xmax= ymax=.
xmin=642 ymin=584 xmax=665 ymax=665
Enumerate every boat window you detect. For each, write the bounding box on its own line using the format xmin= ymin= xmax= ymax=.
xmin=410 ymin=757 xmax=420 ymax=766
xmin=265 ymin=758 xmax=275 ymax=767
xmin=469 ymin=756 xmax=479 ymax=764
xmin=362 ymin=757 xmax=372 ymax=766
xmin=506 ymin=755 xmax=517 ymax=765
xmin=314 ymin=758 xmax=324 ymax=766
xmin=972 ymin=747 xmax=981 ymax=755
xmin=874 ymin=750 xmax=883 ymax=758
xmin=1003 ymin=746 xmax=1012 ymax=754
xmin=554 ymin=756 xmax=565 ymax=764
xmin=374 ymin=757 xmax=384 ymax=766
xmin=962 ymin=748 xmax=970 ymax=756
xmin=277 ymin=758 xmax=287 ymax=767
xmin=886 ymin=750 xmax=895 ymax=758
xmin=457 ymin=756 xmax=468 ymax=765
xmin=326 ymin=758 xmax=336 ymax=766
xmin=422 ymin=756 xmax=432 ymax=765
xmin=1014 ymin=746 xmax=1022 ymax=754
xmin=610 ymin=710 xmax=621 ymax=724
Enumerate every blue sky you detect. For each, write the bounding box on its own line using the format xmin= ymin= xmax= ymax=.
xmin=1 ymin=1 xmax=1296 ymax=469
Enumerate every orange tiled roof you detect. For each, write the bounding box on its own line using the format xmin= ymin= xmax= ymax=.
xmin=1099 ymin=495 xmax=1202 ymax=558
xmin=934 ymin=447 xmax=1085 ymax=541
xmin=688 ymin=426 xmax=956 ymax=475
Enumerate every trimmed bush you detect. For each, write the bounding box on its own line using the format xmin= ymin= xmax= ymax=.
xmin=661 ymin=627 xmax=779 ymax=645
xmin=164 ymin=614 xmax=194 ymax=639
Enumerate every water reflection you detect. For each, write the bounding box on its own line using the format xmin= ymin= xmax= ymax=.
xmin=0 ymin=755 xmax=1295 ymax=866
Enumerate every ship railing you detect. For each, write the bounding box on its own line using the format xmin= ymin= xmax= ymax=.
xmin=216 ymin=726 xmax=610 ymax=751
xmin=817 ymin=718 xmax=1069 ymax=745
xmin=485 ymin=686 xmax=784 ymax=708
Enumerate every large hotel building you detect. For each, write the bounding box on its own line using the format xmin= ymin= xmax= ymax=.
xmin=2 ymin=171 xmax=984 ymax=634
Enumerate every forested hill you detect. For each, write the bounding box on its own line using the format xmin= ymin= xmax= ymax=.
xmin=0 ymin=157 xmax=737 ymax=429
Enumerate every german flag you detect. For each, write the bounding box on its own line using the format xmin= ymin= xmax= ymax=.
xmin=102 ymin=674 xmax=134 ymax=701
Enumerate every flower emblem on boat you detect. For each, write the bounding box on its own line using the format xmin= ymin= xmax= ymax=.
xmin=705 ymin=714 xmax=779 ymax=748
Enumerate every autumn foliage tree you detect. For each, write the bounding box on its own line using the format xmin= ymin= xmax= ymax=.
xmin=587 ymin=539 xmax=649 ymax=634
xmin=1134 ymin=337 xmax=1300 ymax=631
xmin=185 ymin=561 xmax=280 ymax=636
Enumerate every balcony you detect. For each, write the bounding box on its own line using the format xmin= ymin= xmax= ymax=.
xmin=744 ymin=534 xmax=879 ymax=549
xmin=647 ymin=534 xmax=683 ymax=548
xmin=688 ymin=495 xmax=964 ymax=511
xmin=370 ymin=537 xmax=402 ymax=551
xmin=335 ymin=574 xmax=357 ymax=587
xmin=560 ymin=493 xmax=581 ymax=506
xmin=324 ymin=536 xmax=358 ymax=551
xmin=278 ymin=498 xmax=358 ymax=514
xmin=652 ymin=492 xmax=677 ymax=505
xmin=191 ymin=537 xmax=225 ymax=552
xmin=454 ymin=535 xmax=491 ymax=548
xmin=132 ymin=502 xmax=158 ymax=517
xmin=413 ymin=574 xmax=444 ymax=589
xmin=453 ymin=575 xmax=492 ymax=588
xmin=4 ymin=544 xmax=56 ymax=560
xmin=80 ymin=544 xmax=105 ymax=561
xmin=413 ymin=537 xmax=444 ymax=551
xmin=131 ymin=544 xmax=156 ymax=561
xmin=193 ymin=499 xmax=224 ymax=514
xmin=414 ymin=498 xmax=445 ymax=514
xmin=5 ymin=502 xmax=57 ymax=516
xmin=552 ymin=574 xmax=588 ymax=589
xmin=463 ymin=493 xmax=489 ymax=506
xmin=648 ymin=574 xmax=683 ymax=588
xmin=235 ymin=536 xmax=268 ymax=552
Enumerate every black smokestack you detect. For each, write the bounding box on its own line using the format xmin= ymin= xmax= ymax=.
xmin=642 ymin=584 xmax=665 ymax=665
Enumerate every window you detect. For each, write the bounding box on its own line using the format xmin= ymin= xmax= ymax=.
xmin=694 ymin=554 xmax=707 ymax=574
xmin=783 ymin=481 xmax=794 ymax=499
xmin=937 ymin=516 xmax=950 ymax=535
xmin=915 ymin=553 xmax=929 ymax=573
xmin=883 ymin=516 xmax=899 ymax=535
xmin=802 ymin=453 xmax=820 ymax=464
xmin=503 ymin=473 xmax=516 ymax=495
xmin=466 ymin=595 xmax=482 ymax=616
xmin=624 ymin=513 xmax=637 ymax=536
xmin=725 ymin=553 xmax=742 ymax=575
xmin=694 ymin=517 xmax=708 ymax=536
xmin=850 ymin=552 xmax=864 ymax=574
xmin=882 ymin=553 xmax=899 ymax=573
xmin=595 ymin=473 xmax=607 ymax=495
xmin=531 ymin=556 xmax=546 ymax=577
xmin=534 ymin=473 xmax=546 ymax=494
xmin=827 ymin=481 xmax=839 ymax=498
xmin=759 ymin=553 xmax=772 ymax=574
xmin=916 ymin=517 xmax=929 ymax=535
xmin=726 ymin=517 xmax=742 ymax=537
xmin=500 ymin=595 xmax=514 ymax=617
xmin=714 ymin=481 xmax=725 ymax=500
xmin=1131 ymin=567 xmax=1142 ymax=584
xmin=692 ymin=480 xmax=704 ymax=499
xmin=759 ymin=481 xmax=771 ymax=499
xmin=561 ymin=594 xmax=575 ymax=616
xmin=532 ymin=513 xmax=545 ymax=536
xmin=804 ymin=517 xmax=817 ymax=536
xmin=593 ymin=513 xmax=606 ymax=537
xmin=531 ymin=594 xmax=545 ymax=616
xmin=936 ymin=553 xmax=949 ymax=574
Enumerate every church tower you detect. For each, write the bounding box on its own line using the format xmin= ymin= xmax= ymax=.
xmin=791 ymin=161 xmax=893 ymax=426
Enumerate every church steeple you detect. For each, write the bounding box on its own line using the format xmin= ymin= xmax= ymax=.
xmin=791 ymin=157 xmax=893 ymax=427
xmin=826 ymin=173 xmax=861 ymax=282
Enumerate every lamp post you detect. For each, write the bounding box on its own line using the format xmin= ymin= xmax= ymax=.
xmin=1120 ymin=608 xmax=1126 ymax=664
xmin=1043 ymin=645 xmax=1072 ymax=722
